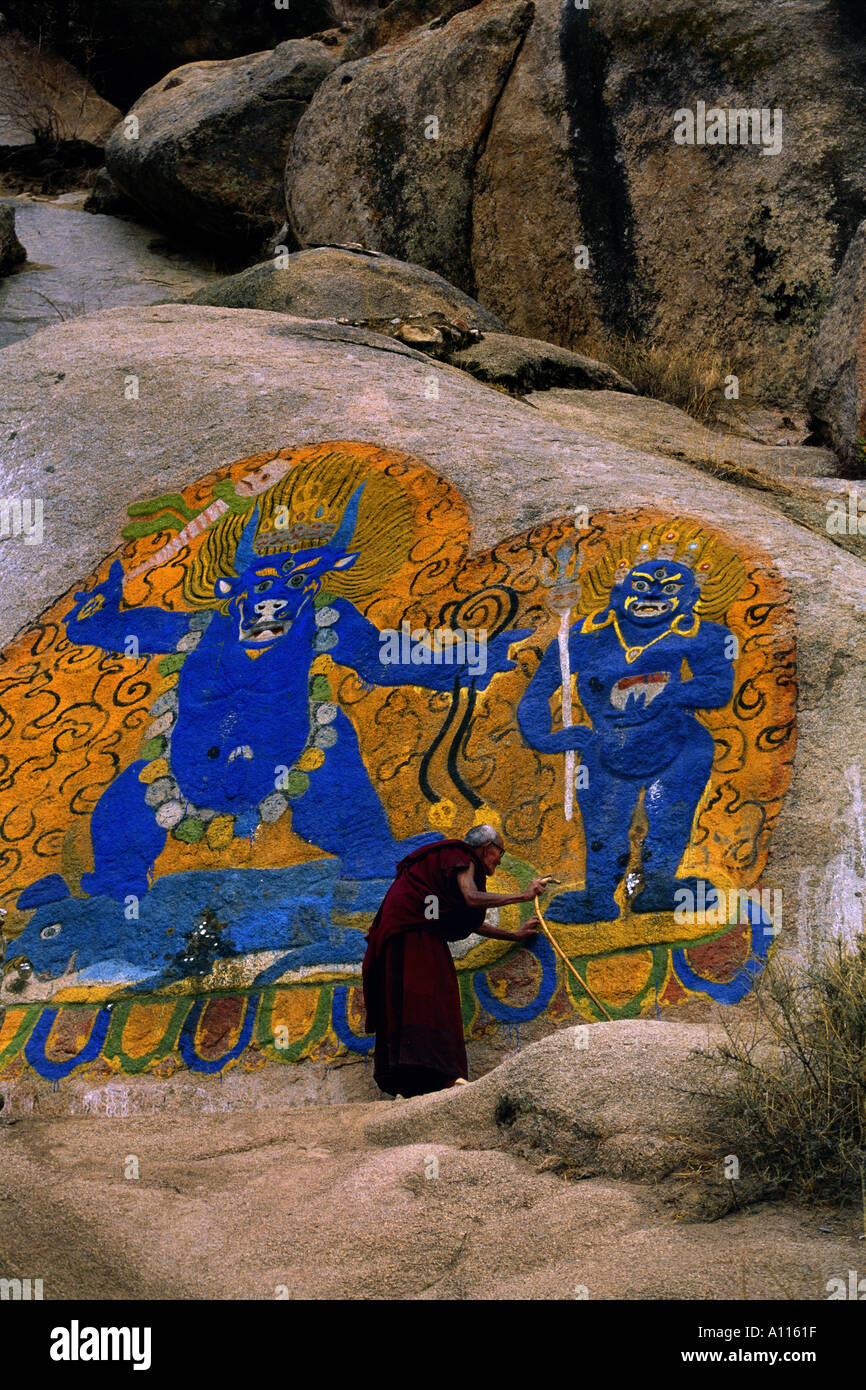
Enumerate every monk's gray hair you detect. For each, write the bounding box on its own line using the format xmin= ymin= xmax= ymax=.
xmin=464 ymin=824 xmax=501 ymax=849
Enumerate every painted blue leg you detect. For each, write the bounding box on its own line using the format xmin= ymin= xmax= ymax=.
xmin=290 ymin=710 xmax=439 ymax=879
xmin=80 ymin=760 xmax=167 ymax=901
xmin=633 ymin=728 xmax=715 ymax=914
xmin=546 ymin=746 xmax=638 ymax=923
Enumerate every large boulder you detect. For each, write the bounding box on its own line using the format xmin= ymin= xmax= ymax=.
xmin=448 ymin=331 xmax=636 ymax=394
xmin=183 ymin=251 xmax=635 ymax=387
xmin=286 ymin=0 xmax=535 ymax=291
xmin=287 ymin=0 xmax=866 ymax=405
xmin=474 ymin=0 xmax=866 ymax=405
xmin=105 ymin=41 xmax=340 ymax=257
xmin=806 ymin=219 xmax=866 ymax=469
xmin=364 ymin=1020 xmax=731 ymax=1181
xmin=184 ymin=245 xmax=507 ymax=329
xmin=0 ymin=202 xmax=26 ymax=274
xmin=1 ymin=303 xmax=865 ymax=952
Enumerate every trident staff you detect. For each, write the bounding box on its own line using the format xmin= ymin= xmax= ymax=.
xmin=542 ymin=541 xmax=582 ymax=821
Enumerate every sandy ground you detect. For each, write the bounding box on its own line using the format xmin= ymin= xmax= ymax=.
xmin=1 ymin=1097 xmax=861 ymax=1301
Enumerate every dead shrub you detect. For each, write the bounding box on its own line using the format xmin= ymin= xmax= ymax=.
xmin=702 ymin=936 xmax=866 ymax=1207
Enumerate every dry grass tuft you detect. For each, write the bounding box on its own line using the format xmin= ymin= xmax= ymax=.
xmin=703 ymin=937 xmax=866 ymax=1208
xmin=580 ymin=331 xmax=746 ymax=426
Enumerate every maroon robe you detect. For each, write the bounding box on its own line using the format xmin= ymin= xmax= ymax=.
xmin=362 ymin=839 xmax=488 ymax=1097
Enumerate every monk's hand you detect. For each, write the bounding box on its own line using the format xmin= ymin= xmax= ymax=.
xmin=514 ymin=917 xmax=540 ymax=940
xmin=523 ymin=876 xmax=553 ymax=901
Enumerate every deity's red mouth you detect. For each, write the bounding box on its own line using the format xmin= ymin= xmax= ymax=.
xmin=617 ymin=672 xmax=669 ymax=690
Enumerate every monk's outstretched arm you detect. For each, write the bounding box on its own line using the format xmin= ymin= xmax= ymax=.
xmin=456 ymin=868 xmax=548 ymax=913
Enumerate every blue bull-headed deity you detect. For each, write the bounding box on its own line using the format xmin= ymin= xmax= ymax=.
xmin=518 ymin=535 xmax=738 ymax=923
xmin=46 ymin=483 xmax=529 ymax=905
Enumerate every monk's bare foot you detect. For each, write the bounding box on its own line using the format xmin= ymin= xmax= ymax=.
xmin=450 ymin=1077 xmax=469 ymax=1087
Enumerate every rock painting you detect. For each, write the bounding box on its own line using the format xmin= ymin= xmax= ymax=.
xmin=0 ymin=442 xmax=796 ymax=1080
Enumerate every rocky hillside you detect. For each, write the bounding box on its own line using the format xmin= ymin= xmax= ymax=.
xmin=286 ymin=0 xmax=866 ymax=406
xmin=37 ymin=0 xmax=860 ymax=438
xmin=0 ymin=29 xmax=121 ymax=150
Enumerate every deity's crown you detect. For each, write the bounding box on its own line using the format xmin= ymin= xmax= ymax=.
xmin=250 ymin=479 xmax=365 ymax=557
xmin=253 ymin=507 xmax=337 ymax=555
xmin=611 ymin=529 xmax=713 ymax=589
xmin=570 ymin=519 xmax=747 ymax=624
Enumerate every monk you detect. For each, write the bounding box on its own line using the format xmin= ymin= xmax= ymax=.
xmin=362 ymin=824 xmax=549 ymax=1098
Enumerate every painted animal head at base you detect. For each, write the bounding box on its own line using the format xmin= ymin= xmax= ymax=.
xmin=215 ymin=485 xmax=364 ymax=653
xmin=1 ymin=877 xmax=103 ymax=993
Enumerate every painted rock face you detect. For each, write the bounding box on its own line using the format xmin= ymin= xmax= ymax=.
xmin=0 ymin=442 xmax=796 ymax=1079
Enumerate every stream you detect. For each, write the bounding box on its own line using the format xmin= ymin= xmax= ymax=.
xmin=0 ymin=191 xmax=222 ymax=348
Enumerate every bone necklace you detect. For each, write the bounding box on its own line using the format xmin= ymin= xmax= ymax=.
xmin=611 ymin=611 xmax=700 ymax=664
